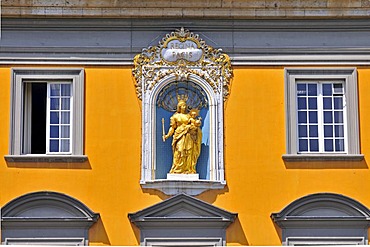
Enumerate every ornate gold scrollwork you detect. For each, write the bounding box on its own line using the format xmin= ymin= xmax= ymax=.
xmin=132 ymin=27 xmax=233 ymax=101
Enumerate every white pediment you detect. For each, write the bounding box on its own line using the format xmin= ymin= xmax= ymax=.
xmin=129 ymin=193 xmax=237 ymax=245
xmin=129 ymin=193 xmax=236 ymax=224
xmin=2 ymin=191 xmax=99 ymax=221
xmin=271 ymin=193 xmax=370 ymax=229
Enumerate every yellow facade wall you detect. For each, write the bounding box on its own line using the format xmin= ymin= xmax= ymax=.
xmin=1 ymin=66 xmax=370 ymax=245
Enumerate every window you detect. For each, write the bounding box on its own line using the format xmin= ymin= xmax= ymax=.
xmin=271 ymin=193 xmax=370 ymax=246
xmin=296 ymin=81 xmax=346 ymax=153
xmin=6 ymin=69 xmax=86 ymax=162
xmin=4 ymin=238 xmax=85 ymax=246
xmin=286 ymin=237 xmax=365 ymax=246
xmin=1 ymin=191 xmax=100 ymax=246
xmin=283 ymin=68 xmax=363 ymax=161
xmin=24 ymin=82 xmax=73 ymax=154
xmin=143 ymin=238 xmax=223 ymax=246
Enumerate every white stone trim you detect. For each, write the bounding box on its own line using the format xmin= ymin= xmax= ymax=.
xmin=140 ymin=73 xmax=226 ymax=195
xmin=144 ymin=237 xmax=224 ymax=246
xmin=4 ymin=237 xmax=86 ymax=246
xmin=6 ymin=54 xmax=370 ymax=66
xmin=286 ymin=237 xmax=365 ymax=246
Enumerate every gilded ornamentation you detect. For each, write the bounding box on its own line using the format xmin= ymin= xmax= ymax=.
xmin=132 ymin=27 xmax=233 ymax=101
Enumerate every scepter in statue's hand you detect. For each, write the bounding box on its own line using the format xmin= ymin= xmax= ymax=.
xmin=162 ymin=118 xmax=166 ymax=142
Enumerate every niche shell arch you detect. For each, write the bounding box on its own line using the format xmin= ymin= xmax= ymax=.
xmin=132 ymin=28 xmax=232 ymax=195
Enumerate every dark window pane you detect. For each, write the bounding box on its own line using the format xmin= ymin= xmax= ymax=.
xmin=50 ymin=140 xmax=59 ymax=152
xmin=308 ymin=97 xmax=317 ymax=109
xmin=324 ymin=139 xmax=334 ymax=152
xmin=309 ymin=125 xmax=318 ymax=137
xmin=298 ymin=125 xmax=308 ymax=137
xmin=335 ymin=125 xmax=345 ymax=137
xmin=310 ymin=139 xmax=319 ymax=152
xmin=50 ymin=84 xmax=60 ymax=96
xmin=50 ymin=126 xmax=59 ymax=138
xmin=50 ymin=112 xmax=59 ymax=124
xmin=324 ymin=125 xmax=333 ymax=137
xmin=334 ymin=111 xmax=344 ymax=123
xmin=309 ymin=111 xmax=318 ymax=123
xmin=297 ymin=84 xmax=306 ymax=96
xmin=323 ymin=97 xmax=332 ymax=109
xmin=61 ymin=84 xmax=71 ymax=96
xmin=30 ymin=83 xmax=47 ymax=154
xmin=308 ymin=84 xmax=317 ymax=96
xmin=298 ymin=111 xmax=307 ymax=123
xmin=322 ymin=83 xmax=332 ymax=96
xmin=334 ymin=97 xmax=343 ymax=109
xmin=299 ymin=139 xmax=308 ymax=152
xmin=298 ymin=98 xmax=307 ymax=109
xmin=324 ymin=111 xmax=333 ymax=123
xmin=333 ymin=83 xmax=344 ymax=94
xmin=335 ymin=139 xmax=345 ymax=152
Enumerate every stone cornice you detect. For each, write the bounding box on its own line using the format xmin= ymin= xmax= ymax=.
xmin=2 ymin=0 xmax=370 ymax=19
xmin=2 ymin=18 xmax=370 ymax=65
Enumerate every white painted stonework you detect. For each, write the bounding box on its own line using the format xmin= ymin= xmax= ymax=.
xmin=132 ymin=28 xmax=232 ymax=195
xmin=167 ymin=173 xmax=199 ymax=180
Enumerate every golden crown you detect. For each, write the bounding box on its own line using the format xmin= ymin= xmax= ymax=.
xmin=177 ymin=94 xmax=189 ymax=104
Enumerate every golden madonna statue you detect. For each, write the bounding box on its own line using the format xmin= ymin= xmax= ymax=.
xmin=163 ymin=95 xmax=202 ymax=174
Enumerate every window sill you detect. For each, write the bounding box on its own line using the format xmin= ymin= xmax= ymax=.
xmin=282 ymin=154 xmax=364 ymax=162
xmin=4 ymin=155 xmax=88 ymax=163
xmin=140 ymin=179 xmax=226 ymax=196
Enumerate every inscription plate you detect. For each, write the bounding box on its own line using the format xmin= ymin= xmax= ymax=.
xmin=161 ymin=39 xmax=203 ymax=63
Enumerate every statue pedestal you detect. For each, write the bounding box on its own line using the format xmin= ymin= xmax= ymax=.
xmin=167 ymin=173 xmax=199 ymax=180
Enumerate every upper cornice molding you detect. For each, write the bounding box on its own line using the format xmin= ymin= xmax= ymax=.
xmin=2 ymin=18 xmax=370 ymax=66
xmin=2 ymin=0 xmax=370 ymax=19
xmin=3 ymin=18 xmax=370 ymax=31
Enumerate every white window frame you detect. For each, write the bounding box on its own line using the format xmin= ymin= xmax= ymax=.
xmin=4 ymin=237 xmax=85 ymax=246
xmin=144 ymin=237 xmax=223 ymax=246
xmin=46 ymin=82 xmax=73 ymax=154
xmin=296 ymin=80 xmax=347 ymax=153
xmin=286 ymin=237 xmax=365 ymax=246
xmin=283 ymin=68 xmax=363 ymax=161
xmin=6 ymin=68 xmax=86 ymax=163
xmin=140 ymin=74 xmax=226 ymax=196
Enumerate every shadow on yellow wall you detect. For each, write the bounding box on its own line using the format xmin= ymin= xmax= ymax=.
xmin=284 ymin=159 xmax=368 ymax=169
xmin=89 ymin=217 xmax=111 ymax=245
xmin=226 ymin=217 xmax=249 ymax=245
xmin=5 ymin=160 xmax=92 ymax=169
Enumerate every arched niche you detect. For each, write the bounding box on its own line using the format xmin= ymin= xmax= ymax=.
xmin=132 ymin=28 xmax=232 ymax=195
xmin=1 ymin=191 xmax=99 ymax=245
